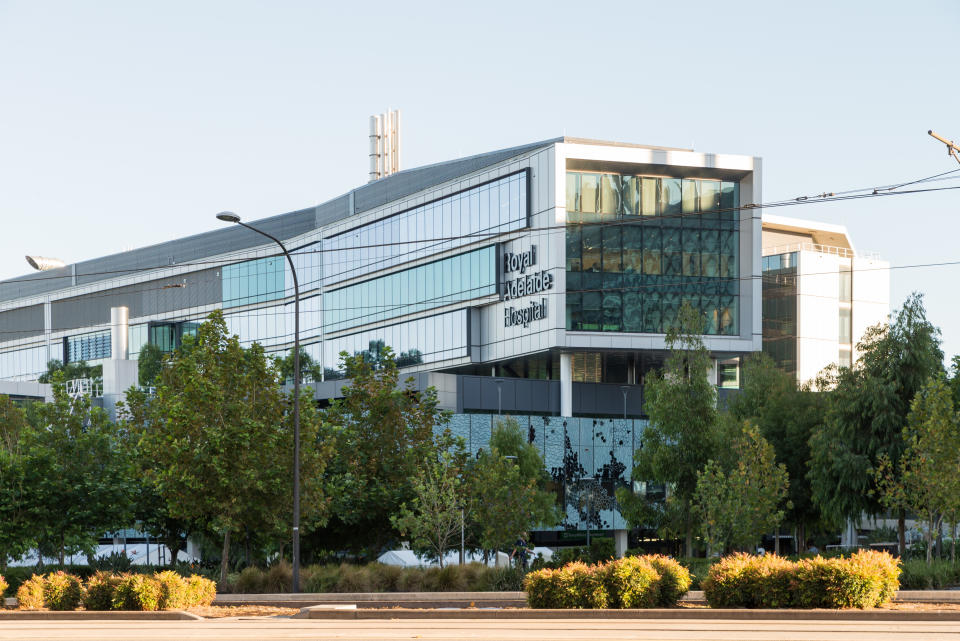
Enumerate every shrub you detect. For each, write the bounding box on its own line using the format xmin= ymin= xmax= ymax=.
xmin=83 ymin=571 xmax=121 ymax=611
xmin=0 ymin=575 xmax=7 ymax=599
xmin=900 ymin=559 xmax=960 ymax=589
xmin=113 ymin=574 xmax=162 ymax=611
xmin=16 ymin=575 xmax=46 ymax=610
xmin=849 ymin=549 xmax=900 ymax=604
xmin=794 ymin=551 xmax=899 ymax=609
xmin=555 ymin=561 xmax=607 ymax=609
xmin=264 ymin=561 xmax=294 ymax=593
xmin=233 ymin=567 xmax=266 ymax=594
xmin=423 ymin=565 xmax=467 ymax=592
xmin=369 ymin=563 xmax=404 ymax=592
xmin=43 ymin=571 xmax=84 ymax=611
xmin=155 ymin=570 xmax=189 ymax=609
xmin=605 ymin=557 xmax=660 ymax=609
xmin=486 ymin=566 xmax=525 ymax=591
xmin=524 ymin=568 xmax=560 ymax=608
xmin=335 ymin=563 xmax=372 ymax=592
xmin=395 ymin=567 xmax=425 ymax=592
xmin=702 ymin=553 xmax=795 ymax=609
xmin=304 ymin=564 xmax=341 ymax=593
xmin=89 ymin=551 xmax=132 ymax=573
xmin=184 ymin=575 xmax=217 ymax=607
xmin=640 ymin=555 xmax=692 ymax=607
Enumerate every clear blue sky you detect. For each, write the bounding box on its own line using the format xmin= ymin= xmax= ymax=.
xmin=1 ymin=1 xmax=958 ymax=357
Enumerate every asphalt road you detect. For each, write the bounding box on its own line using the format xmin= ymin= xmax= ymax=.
xmin=2 ymin=617 xmax=960 ymax=641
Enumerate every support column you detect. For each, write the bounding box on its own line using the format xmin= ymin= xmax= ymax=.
xmin=614 ymin=529 xmax=628 ymax=558
xmin=102 ymin=306 xmax=138 ymax=421
xmin=560 ymin=352 xmax=572 ymax=417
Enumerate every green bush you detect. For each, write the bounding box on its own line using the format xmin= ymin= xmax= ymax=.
xmin=703 ymin=551 xmax=900 ymax=609
xmin=702 ymin=553 xmax=795 ymax=609
xmin=155 ymin=570 xmax=189 ymax=609
xmin=16 ymin=575 xmax=46 ymax=610
xmin=264 ymin=561 xmax=294 ymax=593
xmin=233 ymin=567 xmax=266 ymax=594
xmin=524 ymin=568 xmax=560 ymax=608
xmin=0 ymin=575 xmax=7 ymax=599
xmin=113 ymin=574 xmax=162 ymax=611
xmin=335 ymin=563 xmax=372 ymax=592
xmin=641 ymin=555 xmax=692 ymax=607
xmin=83 ymin=571 xmax=121 ymax=610
xmin=304 ymin=564 xmax=341 ymax=593
xmin=43 ymin=571 xmax=84 ymax=611
xmin=423 ymin=565 xmax=468 ymax=592
xmin=485 ymin=566 xmax=525 ymax=591
xmin=605 ymin=557 xmax=660 ymax=608
xmin=555 ymin=561 xmax=605 ymax=608
xmin=900 ymin=559 xmax=960 ymax=589
xmin=184 ymin=574 xmax=216 ymax=607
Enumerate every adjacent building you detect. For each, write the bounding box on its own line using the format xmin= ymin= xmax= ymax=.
xmin=0 ymin=136 xmax=764 ymax=549
xmin=761 ymin=215 xmax=889 ymax=385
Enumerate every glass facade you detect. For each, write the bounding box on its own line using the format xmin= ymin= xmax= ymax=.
xmin=324 ymin=246 xmax=495 ymax=333
xmin=323 ymin=171 xmax=527 ymax=284
xmin=222 ymin=256 xmax=286 ymax=308
xmin=762 ymin=252 xmax=798 ymax=375
xmin=323 ymin=309 xmax=468 ymax=375
xmin=0 ymin=342 xmax=61 ymax=381
xmin=65 ymin=330 xmax=111 ymax=363
xmin=565 ymin=171 xmax=739 ymax=335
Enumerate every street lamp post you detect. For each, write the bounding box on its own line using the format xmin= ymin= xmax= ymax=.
xmin=619 ymin=385 xmax=630 ymax=420
xmin=494 ymin=377 xmax=505 ymax=416
xmin=216 ymin=211 xmax=302 ymax=593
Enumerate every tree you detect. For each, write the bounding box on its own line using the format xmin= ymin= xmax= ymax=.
xmin=37 ymin=359 xmax=102 ymax=385
xmin=316 ymin=347 xmax=450 ymax=555
xmin=465 ymin=417 xmax=561 ymax=554
xmin=24 ymin=374 xmax=133 ymax=564
xmin=137 ymin=343 xmax=164 ymax=387
xmin=627 ymin=302 xmax=720 ymax=556
xmin=808 ymin=293 xmax=943 ymax=554
xmin=876 ymin=375 xmax=960 ymax=564
xmin=122 ymin=310 xmax=332 ymax=583
xmin=391 ymin=447 xmax=466 ymax=567
xmin=729 ymin=353 xmax=825 ymax=551
xmin=0 ymin=395 xmax=34 ymax=570
xmin=693 ymin=421 xmax=789 ymax=555
xmin=272 ymin=346 xmax=323 ymax=384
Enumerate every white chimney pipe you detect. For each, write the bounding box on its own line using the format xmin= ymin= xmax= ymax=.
xmin=111 ymin=306 xmax=129 ymax=360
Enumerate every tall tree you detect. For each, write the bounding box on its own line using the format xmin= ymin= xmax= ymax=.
xmin=391 ymin=444 xmax=467 ymax=567
xmin=808 ymin=293 xmax=943 ymax=554
xmin=136 ymin=343 xmax=165 ymax=387
xmin=466 ymin=417 xmax=561 ymax=554
xmin=693 ymin=421 xmax=789 ymax=555
xmin=317 ymin=347 xmax=449 ymax=554
xmin=628 ymin=302 xmax=720 ymax=556
xmin=729 ymin=353 xmax=825 ymax=551
xmin=0 ymin=395 xmax=34 ymax=570
xmin=24 ymin=375 xmax=133 ymax=564
xmin=122 ymin=310 xmax=332 ymax=584
xmin=876 ymin=375 xmax=960 ymax=564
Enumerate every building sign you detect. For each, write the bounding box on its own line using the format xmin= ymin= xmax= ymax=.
xmin=502 ymin=245 xmax=552 ymax=327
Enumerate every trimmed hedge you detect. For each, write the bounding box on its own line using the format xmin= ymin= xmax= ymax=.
xmin=43 ymin=571 xmax=84 ymax=611
xmin=702 ymin=550 xmax=900 ymax=609
xmin=0 ymin=575 xmax=7 ymax=599
xmin=10 ymin=571 xmax=217 ymax=611
xmin=16 ymin=575 xmax=46 ymax=610
xmin=524 ymin=555 xmax=688 ymax=609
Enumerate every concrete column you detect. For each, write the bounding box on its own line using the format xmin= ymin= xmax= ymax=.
xmin=614 ymin=529 xmax=628 ymax=558
xmin=111 ymin=306 xmax=129 ymax=360
xmin=102 ymin=306 xmax=138 ymax=420
xmin=560 ymin=352 xmax=572 ymax=417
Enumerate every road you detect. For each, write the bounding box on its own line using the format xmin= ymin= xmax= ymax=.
xmin=1 ymin=617 xmax=960 ymax=641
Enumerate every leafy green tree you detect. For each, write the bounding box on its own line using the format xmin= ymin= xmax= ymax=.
xmin=693 ymin=421 xmax=789 ymax=555
xmin=316 ymin=347 xmax=449 ymax=555
xmin=391 ymin=444 xmax=467 ymax=567
xmin=626 ymin=302 xmax=720 ymax=556
xmin=24 ymin=374 xmax=133 ymax=564
xmin=808 ymin=293 xmax=943 ymax=554
xmin=272 ymin=346 xmax=323 ymax=384
xmin=876 ymin=375 xmax=960 ymax=564
xmin=37 ymin=359 xmax=102 ymax=385
xmin=0 ymin=395 xmax=34 ymax=570
xmin=136 ymin=343 xmax=165 ymax=386
xmin=729 ymin=353 xmax=826 ymax=551
xmin=465 ymin=417 xmax=561 ymax=555
xmin=122 ymin=310 xmax=332 ymax=583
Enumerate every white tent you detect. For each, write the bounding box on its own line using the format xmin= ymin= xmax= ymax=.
xmin=376 ymin=547 xmax=553 ymax=568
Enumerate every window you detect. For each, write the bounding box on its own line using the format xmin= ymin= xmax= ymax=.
xmin=222 ymin=256 xmax=286 ymax=308
xmin=839 ymin=264 xmax=852 ymax=303
xmin=66 ymin=331 xmax=111 ymax=362
xmin=718 ymin=360 xmax=740 ymax=389
xmin=839 ymin=307 xmax=852 ymax=344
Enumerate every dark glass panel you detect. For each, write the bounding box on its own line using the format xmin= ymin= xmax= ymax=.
xmin=566 ymin=173 xmax=579 ymax=213
xmin=622 ymin=292 xmax=643 ymax=332
xmin=622 ymin=224 xmax=643 ymax=274
xmin=603 ymin=292 xmax=622 ymax=331
xmin=581 ymin=291 xmax=602 ymax=331
xmin=620 ymin=176 xmax=639 ymax=217
xmin=602 ymin=225 xmax=622 ymax=273
xmin=566 ymin=226 xmax=582 ymax=272
xmin=582 ymin=225 xmax=602 ymax=272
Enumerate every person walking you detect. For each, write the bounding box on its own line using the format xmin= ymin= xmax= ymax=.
xmin=510 ymin=532 xmax=532 ymax=570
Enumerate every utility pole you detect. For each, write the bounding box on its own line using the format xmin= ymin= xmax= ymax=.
xmin=928 ymin=130 xmax=960 ymax=165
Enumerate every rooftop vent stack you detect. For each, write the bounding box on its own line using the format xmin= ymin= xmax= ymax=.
xmin=367 ymin=109 xmax=401 ymax=182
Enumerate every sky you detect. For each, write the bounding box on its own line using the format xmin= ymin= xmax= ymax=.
xmin=1 ymin=1 xmax=958 ymax=356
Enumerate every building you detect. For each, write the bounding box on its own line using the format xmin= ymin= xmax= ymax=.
xmin=0 ymin=137 xmax=763 ymax=551
xmin=761 ymin=215 xmax=889 ymax=385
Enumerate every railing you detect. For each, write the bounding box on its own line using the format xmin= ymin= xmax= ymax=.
xmin=762 ymin=242 xmax=880 ymax=261
xmin=66 ymin=377 xmax=102 ymax=399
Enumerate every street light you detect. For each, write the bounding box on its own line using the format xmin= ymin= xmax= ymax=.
xmin=216 ymin=211 xmax=302 ymax=593
xmin=619 ymin=385 xmax=630 ymax=420
xmin=494 ymin=377 xmax=505 ymax=416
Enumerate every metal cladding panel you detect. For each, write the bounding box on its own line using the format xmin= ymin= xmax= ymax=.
xmin=314 ymin=194 xmax=352 ymax=228
xmin=353 ymin=139 xmax=559 ymax=214
xmin=0 ymin=268 xmax=72 ymax=301
xmin=0 ymin=304 xmax=44 ymax=340
xmin=51 ymin=268 xmax=222 ymax=331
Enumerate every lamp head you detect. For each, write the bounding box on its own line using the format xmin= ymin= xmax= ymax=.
xmin=216 ymin=211 xmax=241 ymax=223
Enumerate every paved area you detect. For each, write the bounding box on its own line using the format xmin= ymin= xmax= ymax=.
xmin=2 ymin=617 xmax=960 ymax=640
